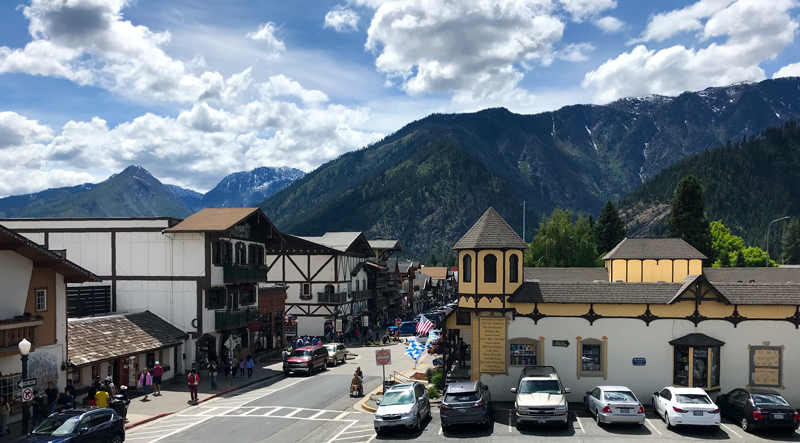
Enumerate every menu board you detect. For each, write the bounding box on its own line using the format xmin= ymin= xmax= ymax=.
xmin=754 ymin=368 xmax=780 ymax=386
xmin=754 ymin=349 xmax=780 ymax=367
xmin=750 ymin=345 xmax=782 ymax=387
xmin=479 ymin=317 xmax=506 ymax=374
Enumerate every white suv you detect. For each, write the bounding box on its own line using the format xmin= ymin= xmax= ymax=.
xmin=511 ymin=366 xmax=571 ymax=429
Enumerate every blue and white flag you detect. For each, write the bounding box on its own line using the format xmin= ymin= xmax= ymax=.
xmin=405 ymin=340 xmax=424 ymax=361
xmin=425 ymin=330 xmax=439 ymax=349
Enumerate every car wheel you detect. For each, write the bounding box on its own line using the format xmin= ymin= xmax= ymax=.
xmin=283 ymin=370 xmax=290 ymax=376
xmin=332 ymin=358 xmax=337 ymax=367
xmin=741 ymin=418 xmax=750 ymax=433
xmin=111 ymin=432 xmax=124 ymax=443
xmin=596 ymin=411 xmax=603 ymax=427
xmin=342 ymin=355 xmax=346 ymax=364
xmin=584 ymin=400 xmax=590 ymax=413
xmin=664 ymin=411 xmax=673 ymax=430
xmin=415 ymin=414 xmax=422 ymax=434
xmin=323 ymin=361 xmax=327 ymax=371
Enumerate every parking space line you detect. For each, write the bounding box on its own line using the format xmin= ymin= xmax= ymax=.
xmin=721 ymin=423 xmax=743 ymax=439
xmin=139 ymin=416 xmax=214 ymax=442
xmin=645 ymin=418 xmax=662 ymax=435
xmin=574 ymin=416 xmax=586 ymax=433
xmin=438 ymin=426 xmax=443 ymax=435
xmin=508 ymin=410 xmax=513 ymax=432
xmin=340 ymin=429 xmax=376 ymax=435
xmin=335 ymin=435 xmax=374 ymax=441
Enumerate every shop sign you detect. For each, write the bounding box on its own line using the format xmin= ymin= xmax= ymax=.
xmin=632 ymin=358 xmax=646 ymax=366
xmin=335 ymin=318 xmax=342 ymax=332
xmin=552 ymin=340 xmax=571 ymax=348
xmin=247 ymin=323 xmax=260 ymax=331
xmin=479 ymin=317 xmax=506 ymax=374
xmin=362 ymin=316 xmax=369 ymax=327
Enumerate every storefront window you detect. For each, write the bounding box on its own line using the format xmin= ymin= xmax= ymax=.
xmin=578 ymin=338 xmax=606 ymax=378
xmin=674 ymin=346 xmax=690 ymax=386
xmin=693 ymin=348 xmax=708 ymax=388
xmin=710 ymin=347 xmax=720 ymax=388
xmin=509 ymin=338 xmax=541 ymax=366
xmin=670 ymin=333 xmax=724 ymax=391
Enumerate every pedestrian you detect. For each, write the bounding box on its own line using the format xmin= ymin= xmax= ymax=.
xmin=95 ymin=387 xmax=109 ymax=408
xmin=65 ymin=379 xmax=75 ymax=398
xmin=152 ymin=361 xmax=164 ymax=396
xmin=209 ymin=360 xmax=218 ymax=390
xmin=223 ymin=356 xmax=231 ymax=378
xmin=62 ymin=386 xmax=75 ymax=409
xmin=239 ymin=357 xmax=246 ymax=377
xmin=0 ymin=396 xmax=10 ymax=436
xmin=44 ymin=381 xmax=60 ymax=415
xmin=295 ymin=337 xmax=303 ymax=349
xmin=354 ymin=328 xmax=359 ymax=344
xmin=311 ymin=336 xmax=318 ymax=346
xmin=245 ymin=355 xmax=255 ymax=378
xmin=87 ymin=382 xmax=97 ymax=407
xmin=458 ymin=338 xmax=468 ymax=369
xmin=282 ymin=348 xmax=290 ymax=361
xmin=103 ymin=376 xmax=117 ymax=395
xmin=187 ymin=369 xmax=200 ymax=404
xmin=92 ymin=375 xmax=102 ymax=391
xmin=138 ymin=368 xmax=152 ymax=401
xmin=368 ymin=327 xmax=373 ymax=342
xmin=30 ymin=390 xmax=43 ymax=432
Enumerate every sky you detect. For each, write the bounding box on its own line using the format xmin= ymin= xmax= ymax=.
xmin=0 ymin=0 xmax=799 ymax=197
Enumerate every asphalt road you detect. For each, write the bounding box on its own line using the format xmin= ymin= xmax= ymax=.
xmin=125 ymin=349 xmax=800 ymax=443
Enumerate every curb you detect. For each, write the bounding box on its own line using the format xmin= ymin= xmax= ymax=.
xmin=359 ymin=370 xmax=411 ymax=413
xmin=125 ymin=371 xmax=285 ymax=430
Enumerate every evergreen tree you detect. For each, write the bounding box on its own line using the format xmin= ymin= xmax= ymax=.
xmin=666 ymin=175 xmax=713 ymax=260
xmin=782 ymin=216 xmax=800 ymax=264
xmin=719 ymin=251 xmax=730 ymax=267
xmin=524 ymin=208 xmax=600 ymax=267
xmin=594 ymin=200 xmax=627 ymax=254
xmin=735 ymin=250 xmax=745 ymax=267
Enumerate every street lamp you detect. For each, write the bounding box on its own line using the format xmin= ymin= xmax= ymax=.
xmin=19 ymin=338 xmax=31 ymax=436
xmin=766 ymin=217 xmax=791 ymax=267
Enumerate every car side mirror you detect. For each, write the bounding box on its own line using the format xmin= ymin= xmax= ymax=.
xmin=79 ymin=427 xmax=89 ymax=435
xmin=564 ymin=388 xmax=571 ymax=394
xmin=585 ymin=391 xmax=592 ymax=395
xmin=375 ymin=400 xmax=381 ymax=406
xmin=510 ymin=388 xmax=517 ymax=394
xmin=653 ymin=392 xmax=659 ymax=397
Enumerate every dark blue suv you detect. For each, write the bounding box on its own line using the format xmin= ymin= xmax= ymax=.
xmin=16 ymin=407 xmax=125 ymax=443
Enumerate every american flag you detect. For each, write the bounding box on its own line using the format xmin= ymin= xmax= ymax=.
xmin=416 ymin=315 xmax=434 ymax=335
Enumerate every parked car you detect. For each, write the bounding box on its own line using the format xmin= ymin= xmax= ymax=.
xmin=373 ymin=382 xmax=432 ymax=435
xmin=583 ymin=386 xmax=645 ymax=426
xmin=511 ymin=366 xmax=570 ymax=429
xmin=17 ymin=407 xmax=125 ymax=443
xmin=387 ymin=321 xmax=417 ymax=335
xmin=716 ymin=388 xmax=799 ymax=433
xmin=324 ymin=343 xmax=347 ymax=365
xmin=283 ymin=345 xmax=329 ymax=375
xmin=651 ymin=387 xmax=720 ymax=430
xmin=440 ymin=381 xmax=492 ymax=429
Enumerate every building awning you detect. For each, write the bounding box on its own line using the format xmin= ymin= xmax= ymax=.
xmin=669 ymin=333 xmax=725 ymax=348
xmin=68 ymin=311 xmax=188 ymax=367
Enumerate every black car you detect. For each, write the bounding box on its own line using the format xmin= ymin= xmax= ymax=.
xmin=716 ymin=388 xmax=799 ymax=433
xmin=16 ymin=407 xmax=125 ymax=443
xmin=440 ymin=381 xmax=492 ymax=429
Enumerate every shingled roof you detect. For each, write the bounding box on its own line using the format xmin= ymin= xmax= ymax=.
xmin=164 ymin=208 xmax=261 ymax=233
xmin=68 ymin=311 xmax=188 ymax=367
xmin=704 ymin=267 xmax=800 ymax=284
xmin=602 ymin=237 xmax=707 ymax=260
xmin=453 ymin=207 xmax=528 ymax=250
xmin=713 ymin=283 xmax=800 ymax=305
xmin=508 ymin=281 xmax=683 ymax=304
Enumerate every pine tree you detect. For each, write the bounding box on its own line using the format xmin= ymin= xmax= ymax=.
xmin=719 ymin=252 xmax=730 ymax=267
xmin=735 ymin=250 xmax=745 ymax=267
xmin=782 ymin=216 xmax=800 ymax=264
xmin=594 ymin=200 xmax=627 ymax=254
xmin=666 ymin=175 xmax=713 ymax=260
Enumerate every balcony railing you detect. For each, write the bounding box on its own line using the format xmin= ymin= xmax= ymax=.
xmin=215 ymin=309 xmax=259 ymax=330
xmin=223 ymin=265 xmax=267 ymax=284
xmin=317 ymin=292 xmax=348 ymax=303
xmin=0 ymin=318 xmax=41 ymax=353
xmin=352 ymin=290 xmax=372 ymax=301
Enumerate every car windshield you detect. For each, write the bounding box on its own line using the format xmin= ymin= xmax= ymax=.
xmin=675 ymin=394 xmax=712 ymax=404
xmin=381 ymin=390 xmax=415 ymax=406
xmin=519 ymin=380 xmax=561 ymax=394
xmin=752 ymin=394 xmax=790 ymax=407
xmin=290 ymin=350 xmax=312 ymax=358
xmin=444 ymin=392 xmax=479 ymax=403
xmin=325 ymin=345 xmax=336 ymax=351
xmin=33 ymin=415 xmax=81 ymax=436
xmin=604 ymin=391 xmax=637 ymax=403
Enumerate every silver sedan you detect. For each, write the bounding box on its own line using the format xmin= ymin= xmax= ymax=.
xmin=584 ymin=386 xmax=645 ymax=426
xmin=324 ymin=343 xmax=347 ymax=365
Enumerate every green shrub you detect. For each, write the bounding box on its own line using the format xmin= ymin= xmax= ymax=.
xmin=427 ymin=387 xmax=440 ymax=399
xmin=425 ymin=367 xmax=442 ymax=383
xmin=431 ymin=372 xmax=445 ymax=390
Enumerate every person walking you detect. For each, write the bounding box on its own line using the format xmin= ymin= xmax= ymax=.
xmin=0 ymin=396 xmax=10 ymax=436
xmin=282 ymin=348 xmax=290 ymax=361
xmin=138 ymin=368 xmax=153 ymax=401
xmin=62 ymin=386 xmax=75 ymax=409
xmin=187 ymin=369 xmax=200 ymax=404
xmin=209 ymin=360 xmax=218 ymax=390
xmin=245 ymin=355 xmax=255 ymax=378
xmin=354 ymin=328 xmax=359 ymax=344
xmin=223 ymin=356 xmax=231 ymax=378
xmin=458 ymin=338 xmax=468 ymax=369
xmin=231 ymin=356 xmax=239 ymax=379
xmin=239 ymin=358 xmax=246 ymax=377
xmin=152 ymin=361 xmax=164 ymax=396
xmin=44 ymin=381 xmax=60 ymax=414
xmin=311 ymin=336 xmax=318 ymax=346
xmin=95 ymin=387 xmax=109 ymax=408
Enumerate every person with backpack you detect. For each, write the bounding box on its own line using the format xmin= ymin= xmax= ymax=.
xmin=187 ymin=369 xmax=200 ymax=404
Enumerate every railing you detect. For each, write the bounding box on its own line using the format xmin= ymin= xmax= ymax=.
xmin=215 ymin=309 xmax=259 ymax=330
xmin=223 ymin=265 xmax=267 ymax=283
xmin=0 ymin=319 xmax=40 ymax=353
xmin=352 ymin=290 xmax=372 ymax=301
xmin=67 ymin=286 xmax=111 ymax=317
xmin=318 ymin=292 xmax=348 ymax=303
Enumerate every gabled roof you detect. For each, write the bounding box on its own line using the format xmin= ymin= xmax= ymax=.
xmin=420 ymin=266 xmax=448 ymax=280
xmin=453 ymin=207 xmax=528 ymax=250
xmin=68 ymin=311 xmax=188 ymax=367
xmin=713 ymin=283 xmax=800 ymax=305
xmin=602 ymin=237 xmax=707 ymax=260
xmin=0 ymin=224 xmax=100 ymax=283
xmin=704 ymin=267 xmax=800 ymax=284
xmin=164 ymin=208 xmax=264 ymax=233
xmin=524 ymin=267 xmax=608 ymax=283
xmin=669 ymin=333 xmax=725 ymax=347
xmin=368 ymin=240 xmax=403 ymax=252
xmin=298 ymin=232 xmax=375 ymax=256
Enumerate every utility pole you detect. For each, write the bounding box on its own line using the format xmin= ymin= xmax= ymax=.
xmin=767 ymin=216 xmax=790 ymax=267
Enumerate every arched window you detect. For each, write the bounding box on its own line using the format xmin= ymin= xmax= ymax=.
xmin=484 ymin=254 xmax=497 ymax=283
xmin=324 ymin=284 xmax=335 ymax=294
xmin=509 ymin=254 xmax=519 ymax=283
xmin=356 ymin=280 xmax=360 ymax=291
xmin=463 ymin=255 xmax=472 ymax=282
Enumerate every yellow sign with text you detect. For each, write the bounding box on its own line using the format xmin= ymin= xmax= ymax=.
xmin=479 ymin=317 xmax=506 ymax=374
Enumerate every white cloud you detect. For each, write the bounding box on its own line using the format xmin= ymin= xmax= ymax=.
xmin=324 ymin=6 xmax=360 ymax=32
xmin=774 ymin=62 xmax=800 ymax=78
xmin=258 ymin=75 xmax=329 ymax=106
xmin=557 ymin=0 xmax=616 ymax=22
xmin=584 ymin=0 xmax=798 ymax=103
xmin=246 ymin=22 xmax=286 ymax=52
xmin=633 ymin=0 xmax=736 ymax=43
xmin=594 ymin=16 xmax=624 ymax=33
xmin=558 ymin=43 xmax=595 ymax=62
xmin=362 ymin=0 xmax=565 ymax=102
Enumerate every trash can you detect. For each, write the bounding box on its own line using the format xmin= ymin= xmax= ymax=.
xmin=110 ymin=395 xmax=130 ymax=419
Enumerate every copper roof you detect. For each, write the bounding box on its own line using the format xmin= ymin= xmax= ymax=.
xmin=602 ymin=237 xmax=707 ymax=260
xmin=163 ymin=208 xmax=259 ymax=233
xmin=453 ymin=207 xmax=528 ymax=250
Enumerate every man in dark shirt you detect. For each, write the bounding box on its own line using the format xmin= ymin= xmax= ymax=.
xmin=64 ymin=379 xmax=75 ymax=397
xmin=30 ymin=389 xmax=44 ymax=432
xmin=458 ymin=338 xmax=469 ymax=369
xmin=44 ymin=382 xmax=60 ymax=415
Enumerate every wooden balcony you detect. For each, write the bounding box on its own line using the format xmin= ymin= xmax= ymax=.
xmin=351 ymin=290 xmax=372 ymax=301
xmin=0 ymin=318 xmax=41 ymax=353
xmin=317 ymin=292 xmax=348 ymax=303
xmin=215 ymin=309 xmax=259 ymax=330
xmin=223 ymin=265 xmax=267 ymax=284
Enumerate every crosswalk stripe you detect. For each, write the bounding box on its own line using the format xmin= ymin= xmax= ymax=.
xmin=262 ymin=407 xmax=283 ymax=416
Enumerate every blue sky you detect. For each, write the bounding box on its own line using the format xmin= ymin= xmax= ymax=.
xmin=0 ymin=0 xmax=798 ymax=196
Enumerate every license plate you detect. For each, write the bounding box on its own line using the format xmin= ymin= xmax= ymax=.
xmin=386 ymin=422 xmax=396 ymax=427
xmin=693 ymin=411 xmax=703 ymax=416
xmin=458 ymin=408 xmax=466 ymax=413
xmin=775 ymin=414 xmax=785 ymax=420
xmin=538 ymin=419 xmax=547 ymax=424
xmin=619 ymin=408 xmax=630 ymax=414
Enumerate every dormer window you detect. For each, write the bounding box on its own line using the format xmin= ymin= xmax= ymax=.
xmin=509 ymin=254 xmax=519 ymax=283
xmin=463 ymin=255 xmax=472 ymax=282
xmin=484 ymin=254 xmax=497 ymax=283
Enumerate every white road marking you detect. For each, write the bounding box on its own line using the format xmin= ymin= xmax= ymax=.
xmin=284 ymin=408 xmax=303 ymax=418
xmin=340 ymin=428 xmax=376 ymax=435
xmin=138 ymin=416 xmax=214 ymax=442
xmin=721 ymin=423 xmax=743 ymax=438
xmin=326 ymin=420 xmax=359 ymax=443
xmin=348 ymin=424 xmax=374 ymax=428
xmin=574 ymin=416 xmax=586 ymax=433
xmin=333 ymin=411 xmax=350 ymax=420
xmin=438 ymin=426 xmax=443 ymax=435
xmin=645 ymin=418 xmax=662 ymax=435
xmin=262 ymin=407 xmax=283 ymax=416
xmin=508 ymin=410 xmax=513 ymax=432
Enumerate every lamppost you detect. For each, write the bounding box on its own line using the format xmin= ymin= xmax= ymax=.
xmin=766 ymin=217 xmax=791 ymax=267
xmin=19 ymin=338 xmax=31 ymax=436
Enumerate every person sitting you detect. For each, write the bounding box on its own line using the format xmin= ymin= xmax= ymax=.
xmin=350 ymin=374 xmax=363 ymax=396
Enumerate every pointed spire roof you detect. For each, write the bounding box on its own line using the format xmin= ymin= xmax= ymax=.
xmin=453 ymin=207 xmax=528 ymax=250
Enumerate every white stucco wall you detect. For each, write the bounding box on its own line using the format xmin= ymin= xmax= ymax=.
xmin=49 ymin=232 xmax=112 ymax=276
xmin=480 ymin=316 xmax=800 ymax=406
xmin=0 ymin=251 xmax=33 ymax=316
xmin=115 ymin=280 xmax=197 ymax=334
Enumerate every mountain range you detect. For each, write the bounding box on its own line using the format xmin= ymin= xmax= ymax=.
xmin=0 ymin=166 xmax=305 ymax=219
